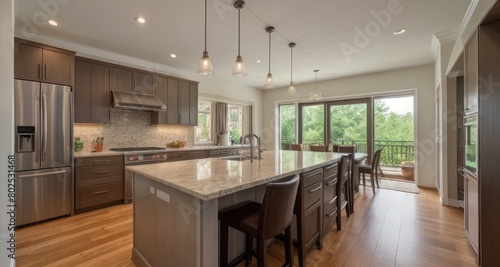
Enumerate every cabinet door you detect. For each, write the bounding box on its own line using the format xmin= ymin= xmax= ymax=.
xmin=166 ymin=78 xmax=179 ymax=124
xmin=179 ymin=81 xmax=190 ymax=125
xmin=189 ymin=82 xmax=198 ymax=125
xmin=42 ymin=49 xmax=72 ymax=85
xmin=75 ymin=60 xmax=92 ymax=122
xmin=14 ymin=43 xmax=43 ymax=81
xmin=465 ymin=175 xmax=479 ymax=253
xmin=465 ymin=31 xmax=478 ymax=113
xmin=134 ymin=71 xmax=154 ymax=95
xmin=111 ymin=66 xmax=133 ymax=92
xmin=151 ymin=76 xmax=168 ymax=125
xmin=91 ymin=63 xmax=110 ymax=122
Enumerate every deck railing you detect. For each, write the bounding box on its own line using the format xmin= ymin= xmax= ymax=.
xmin=281 ymin=139 xmax=414 ymax=167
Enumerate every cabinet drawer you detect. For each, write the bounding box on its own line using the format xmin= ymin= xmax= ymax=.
xmin=324 ymin=163 xmax=338 ymax=178
xmin=188 ymin=150 xmax=208 ymax=160
xmin=304 ymin=209 xmax=320 ymax=246
xmin=324 ymin=194 xmax=337 ymax=219
xmin=76 ymin=182 xmax=123 ymax=210
xmin=302 ymin=168 xmax=323 ymax=188
xmin=76 ymin=165 xmax=123 ymax=188
xmin=324 ymin=206 xmax=338 ymax=231
xmin=167 ymin=151 xmax=188 ymax=162
xmin=304 ymin=181 xmax=322 ymax=211
xmin=323 ymin=177 xmax=337 ymax=205
xmin=209 ymin=149 xmax=229 ymax=157
xmin=75 ymin=156 xmax=123 ymax=167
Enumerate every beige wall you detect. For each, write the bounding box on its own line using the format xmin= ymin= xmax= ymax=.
xmin=261 ymin=65 xmax=437 ymax=188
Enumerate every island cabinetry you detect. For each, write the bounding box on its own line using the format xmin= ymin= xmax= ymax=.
xmin=74 ymin=58 xmax=110 ymax=123
xmin=208 ymin=149 xmax=230 ymax=158
xmin=110 ymin=66 xmax=153 ymax=95
xmin=74 ymin=156 xmax=124 ymax=213
xmin=322 ymin=163 xmax=338 ymax=234
xmin=14 ymin=39 xmax=74 ymax=86
xmin=295 ymin=167 xmax=323 ymax=266
xmin=187 ymin=150 xmax=208 ymax=159
xmin=166 ymin=151 xmax=188 ymax=162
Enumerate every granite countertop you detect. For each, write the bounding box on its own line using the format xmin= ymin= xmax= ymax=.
xmin=74 ymin=145 xmax=249 ymax=158
xmin=127 ymin=150 xmax=341 ymax=201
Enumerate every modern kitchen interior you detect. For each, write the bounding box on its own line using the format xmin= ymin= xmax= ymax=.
xmin=3 ymin=0 xmax=500 ymax=266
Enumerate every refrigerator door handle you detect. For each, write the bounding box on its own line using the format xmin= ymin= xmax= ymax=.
xmin=18 ymin=169 xmax=66 ymax=178
xmin=42 ymin=93 xmax=47 ymax=162
xmin=35 ymin=93 xmax=39 ymax=164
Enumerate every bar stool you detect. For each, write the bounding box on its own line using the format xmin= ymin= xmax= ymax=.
xmin=337 ymin=155 xmax=351 ymax=230
xmin=219 ymin=174 xmax=300 ymax=267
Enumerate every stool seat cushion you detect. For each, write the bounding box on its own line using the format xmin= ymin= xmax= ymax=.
xmin=219 ymin=201 xmax=261 ymax=235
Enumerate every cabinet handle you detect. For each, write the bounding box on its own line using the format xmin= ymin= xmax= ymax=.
xmin=178 ymin=114 xmax=181 ymax=122
xmin=326 ymin=179 xmax=337 ymax=186
xmin=305 ymin=169 xmax=322 ymax=178
xmin=93 ymin=190 xmax=111 ymax=195
xmin=94 ymin=160 xmax=111 ymax=163
xmin=38 ymin=64 xmax=41 ymax=79
xmin=44 ymin=64 xmax=47 ymax=79
xmin=93 ymin=171 xmax=111 ymax=175
xmin=325 ymin=164 xmax=337 ymax=170
xmin=308 ymin=185 xmax=322 ymax=193
xmin=328 ymin=196 xmax=337 ymax=204
xmin=326 ymin=209 xmax=337 ymax=217
xmin=465 ymin=108 xmax=470 ymax=110
xmin=471 ymin=105 xmax=477 ymax=108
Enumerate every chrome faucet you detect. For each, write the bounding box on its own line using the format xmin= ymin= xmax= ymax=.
xmin=242 ymin=133 xmax=261 ymax=163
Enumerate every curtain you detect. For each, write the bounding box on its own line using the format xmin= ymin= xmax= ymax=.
xmin=242 ymin=105 xmax=252 ymax=135
xmin=215 ymin=102 xmax=228 ymax=135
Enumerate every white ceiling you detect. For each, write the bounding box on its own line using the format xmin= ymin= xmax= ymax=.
xmin=15 ymin=0 xmax=471 ymax=89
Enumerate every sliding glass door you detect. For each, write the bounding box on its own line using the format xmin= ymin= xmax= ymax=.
xmin=299 ymin=103 xmax=326 ymax=148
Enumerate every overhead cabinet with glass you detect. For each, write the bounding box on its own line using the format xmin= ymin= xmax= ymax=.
xmin=151 ymin=75 xmax=198 ymax=126
xmin=14 ymin=39 xmax=74 ymax=86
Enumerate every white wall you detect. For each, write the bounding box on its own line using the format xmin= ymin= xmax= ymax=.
xmin=262 ymin=65 xmax=437 ymax=188
xmin=0 ymin=1 xmax=15 ymax=266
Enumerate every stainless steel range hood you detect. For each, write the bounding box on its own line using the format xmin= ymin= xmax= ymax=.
xmin=111 ymin=90 xmax=166 ymax=112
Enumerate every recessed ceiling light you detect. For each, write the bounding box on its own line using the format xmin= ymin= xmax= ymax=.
xmin=394 ymin=28 xmax=407 ymax=35
xmin=47 ymin=19 xmax=58 ymax=26
xmin=170 ymin=54 xmax=177 ymax=58
xmin=255 ymin=60 xmax=261 ymax=63
xmin=135 ymin=17 xmax=146 ymax=24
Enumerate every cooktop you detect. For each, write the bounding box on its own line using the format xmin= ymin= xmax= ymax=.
xmin=109 ymin=147 xmax=166 ymax=152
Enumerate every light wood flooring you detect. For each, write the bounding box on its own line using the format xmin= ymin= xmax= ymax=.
xmin=17 ymin=187 xmax=477 ymax=267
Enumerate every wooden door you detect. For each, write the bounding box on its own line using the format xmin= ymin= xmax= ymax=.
xmin=133 ymin=71 xmax=154 ymax=95
xmin=91 ymin=63 xmax=110 ymax=122
xmin=166 ymin=78 xmax=179 ymax=124
xmin=179 ymin=81 xmax=190 ymax=125
xmin=111 ymin=67 xmax=133 ymax=92
xmin=465 ymin=30 xmax=478 ymax=114
xmin=189 ymin=82 xmax=198 ymax=125
xmin=74 ymin=60 xmax=92 ymax=122
xmin=42 ymin=49 xmax=72 ymax=85
xmin=151 ymin=75 xmax=168 ymax=125
xmin=14 ymin=43 xmax=42 ymax=81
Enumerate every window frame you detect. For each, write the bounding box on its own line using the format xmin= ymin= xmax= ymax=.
xmin=194 ymin=99 xmax=214 ymax=145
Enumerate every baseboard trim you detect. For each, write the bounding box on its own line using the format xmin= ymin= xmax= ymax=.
xmin=132 ymin=248 xmax=152 ymax=267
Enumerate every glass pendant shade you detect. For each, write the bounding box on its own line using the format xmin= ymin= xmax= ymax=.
xmin=232 ymin=56 xmax=247 ymax=77
xmin=264 ymin=73 xmax=274 ymax=88
xmin=309 ymin=69 xmax=324 ymax=101
xmin=198 ymin=51 xmax=214 ymax=75
xmin=287 ymin=82 xmax=296 ymax=95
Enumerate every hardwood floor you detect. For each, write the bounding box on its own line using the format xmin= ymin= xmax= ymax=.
xmin=17 ymin=187 xmax=477 ymax=267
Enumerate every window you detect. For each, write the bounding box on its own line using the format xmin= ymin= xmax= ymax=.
xmin=228 ymin=104 xmax=243 ymax=143
xmin=195 ymin=100 xmax=212 ymax=143
xmin=279 ymin=104 xmax=296 ymax=150
xmin=300 ymin=103 xmax=325 ymax=147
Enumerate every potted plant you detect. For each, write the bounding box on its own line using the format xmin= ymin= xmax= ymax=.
xmin=400 ymin=161 xmax=414 ymax=179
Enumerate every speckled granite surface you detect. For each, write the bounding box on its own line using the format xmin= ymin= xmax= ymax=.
xmin=74 ymin=145 xmax=250 ymax=158
xmin=127 ymin=150 xmax=342 ymax=201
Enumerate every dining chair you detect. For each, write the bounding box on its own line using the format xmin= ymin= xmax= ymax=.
xmin=309 ymin=145 xmax=328 ymax=152
xmin=290 ymin=144 xmax=303 ymax=151
xmin=337 ymin=155 xmax=351 ymax=230
xmin=332 ymin=144 xmax=339 ymax=152
xmin=355 ymin=148 xmax=383 ymax=195
xmin=219 ymin=174 xmax=300 ymax=267
xmin=337 ymin=145 xmax=356 ymax=154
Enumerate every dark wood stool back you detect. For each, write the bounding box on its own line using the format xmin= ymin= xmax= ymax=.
xmin=290 ymin=144 xmax=303 ymax=151
xmin=310 ymin=145 xmax=328 ymax=152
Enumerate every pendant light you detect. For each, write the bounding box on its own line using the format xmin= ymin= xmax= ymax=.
xmin=286 ymin=42 xmax=297 ymax=95
xmin=232 ymin=0 xmax=247 ymax=77
xmin=197 ymin=0 xmax=214 ymax=75
xmin=263 ymin=26 xmax=275 ymax=88
xmin=309 ymin=70 xmax=324 ymax=101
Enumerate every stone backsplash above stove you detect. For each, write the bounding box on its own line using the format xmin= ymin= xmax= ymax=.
xmin=74 ymin=109 xmax=194 ymax=152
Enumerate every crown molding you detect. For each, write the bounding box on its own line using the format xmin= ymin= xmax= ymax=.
xmin=431 ymin=29 xmax=458 ymax=59
xmin=459 ymin=0 xmax=480 ymax=36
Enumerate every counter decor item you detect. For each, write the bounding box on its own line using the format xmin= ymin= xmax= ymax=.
xmin=167 ymin=140 xmax=186 ymax=148
xmin=74 ymin=137 xmax=83 ymax=152
xmin=96 ymin=137 xmax=103 ymax=152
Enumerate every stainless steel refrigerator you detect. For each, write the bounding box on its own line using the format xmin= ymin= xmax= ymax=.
xmin=14 ymin=79 xmax=72 ymax=226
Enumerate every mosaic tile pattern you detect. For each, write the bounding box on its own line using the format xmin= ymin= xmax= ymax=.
xmin=74 ymin=109 xmax=194 ymax=152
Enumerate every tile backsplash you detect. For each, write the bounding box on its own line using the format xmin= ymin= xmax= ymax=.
xmin=74 ymin=109 xmax=194 ymax=152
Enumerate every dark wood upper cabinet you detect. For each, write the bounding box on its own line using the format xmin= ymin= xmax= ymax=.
xmin=14 ymin=40 xmax=74 ymax=86
xmin=151 ymin=77 xmax=198 ymax=126
xmin=465 ymin=30 xmax=479 ymax=114
xmin=111 ymin=66 xmax=133 ymax=92
xmin=75 ymin=58 xmax=110 ymax=123
xmin=111 ymin=66 xmax=153 ymax=95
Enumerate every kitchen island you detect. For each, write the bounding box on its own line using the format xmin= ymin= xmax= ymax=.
xmin=127 ymin=150 xmax=342 ymax=267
